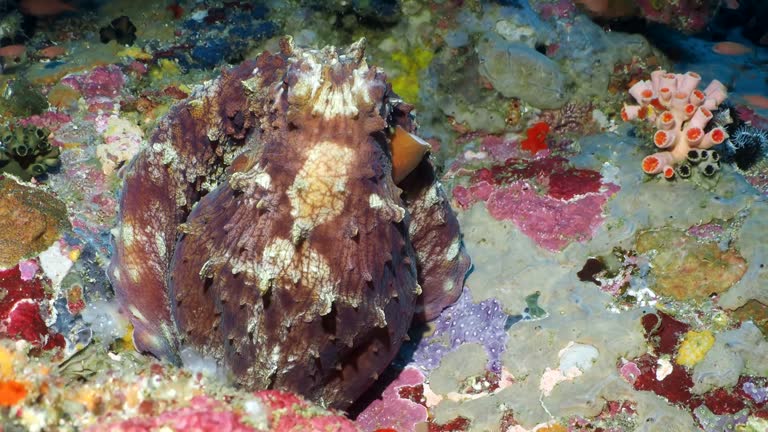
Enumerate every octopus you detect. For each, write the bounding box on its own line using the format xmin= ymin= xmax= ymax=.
xmin=108 ymin=38 xmax=471 ymax=409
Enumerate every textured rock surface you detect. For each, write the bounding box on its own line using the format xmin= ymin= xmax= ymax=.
xmin=476 ymin=36 xmax=566 ymax=109
xmin=109 ymin=39 xmax=470 ymax=409
xmin=0 ymin=177 xmax=70 ymax=269
xmin=635 ymin=227 xmax=747 ymax=300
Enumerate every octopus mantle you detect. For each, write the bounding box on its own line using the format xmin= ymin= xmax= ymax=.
xmin=109 ymin=39 xmax=470 ymax=409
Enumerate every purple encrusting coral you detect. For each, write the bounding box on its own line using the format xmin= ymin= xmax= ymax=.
xmin=694 ymin=406 xmax=749 ymax=432
xmin=412 ymin=287 xmax=509 ymax=373
xmin=743 ymin=381 xmax=768 ymax=403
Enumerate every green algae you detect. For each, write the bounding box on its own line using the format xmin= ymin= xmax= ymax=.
xmin=0 ymin=77 xmax=48 ymax=117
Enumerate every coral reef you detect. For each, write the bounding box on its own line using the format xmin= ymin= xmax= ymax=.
xmin=0 ymin=124 xmax=61 ymax=181
xmin=622 ymin=70 xmax=729 ymax=179
xmin=0 ymin=264 xmax=65 ymax=350
xmin=308 ymin=0 xmax=402 ymax=25
xmin=0 ymin=338 xmax=359 ymax=431
xmin=0 ymin=0 xmax=766 ymax=429
xmin=627 ymin=312 xmax=768 ymax=428
xmin=109 ymin=39 xmax=470 ymax=409
xmin=96 ymin=390 xmax=361 ymax=431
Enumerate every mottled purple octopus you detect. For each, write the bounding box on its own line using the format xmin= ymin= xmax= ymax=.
xmin=109 ymin=39 xmax=470 ymax=409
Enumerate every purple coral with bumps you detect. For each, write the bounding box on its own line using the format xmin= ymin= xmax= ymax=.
xmin=412 ymin=288 xmax=509 ymax=373
xmin=743 ymin=382 xmax=768 ymax=404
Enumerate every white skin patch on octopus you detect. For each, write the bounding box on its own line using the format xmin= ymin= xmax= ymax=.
xmin=257 ymin=238 xmax=336 ymax=317
xmin=288 ymin=55 xmax=374 ymax=119
xmin=287 ymin=141 xmax=354 ymax=243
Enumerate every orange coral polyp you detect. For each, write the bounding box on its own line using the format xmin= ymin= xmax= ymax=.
xmin=650 ymin=98 xmax=665 ymax=111
xmin=684 ymin=104 xmax=696 ymax=115
xmin=663 ymin=166 xmax=675 ymax=179
xmin=654 ymin=130 xmax=670 ymax=147
xmin=643 ymin=156 xmax=660 ymax=173
xmin=711 ymin=128 xmax=725 ymax=143
xmin=686 ymin=127 xmax=703 ymax=141
xmin=0 ymin=380 xmax=27 ymax=406
xmin=641 ymin=89 xmax=653 ymax=98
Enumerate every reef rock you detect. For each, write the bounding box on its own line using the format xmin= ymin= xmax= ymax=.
xmin=0 ymin=177 xmax=70 ymax=269
xmin=109 ymin=38 xmax=470 ymax=409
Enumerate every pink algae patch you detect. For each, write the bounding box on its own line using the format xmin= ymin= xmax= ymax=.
xmin=454 ymin=156 xmax=618 ymax=251
xmin=548 ymin=168 xmax=603 ymax=200
xmin=485 ymin=181 xmax=616 ymax=251
xmin=356 ymin=367 xmax=428 ymax=432
xmin=0 ymin=266 xmax=64 ymax=350
xmin=92 ymin=396 xmax=256 ymax=432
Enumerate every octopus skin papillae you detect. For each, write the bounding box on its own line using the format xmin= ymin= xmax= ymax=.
xmin=109 ymin=39 xmax=471 ymax=409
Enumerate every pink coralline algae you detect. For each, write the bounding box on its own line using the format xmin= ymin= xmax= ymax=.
xmin=0 ymin=265 xmax=65 ymax=350
xmin=412 ymin=287 xmax=509 ymax=373
xmin=687 ymin=222 xmax=724 ymax=241
xmin=356 ymin=366 xmax=428 ymax=432
xmin=93 ymin=391 xmax=360 ymax=432
xmin=257 ymin=390 xmax=360 ymax=431
xmin=453 ymin=156 xmax=619 ymax=251
xmin=535 ymin=0 xmax=577 ymax=19
xmin=60 ymin=65 xmax=126 ymax=110
xmin=93 ymin=396 xmax=257 ymax=432
xmin=109 ymin=39 xmax=470 ymax=409
xmin=18 ymin=111 xmax=72 ymax=132
xmin=635 ymin=0 xmax=714 ymax=33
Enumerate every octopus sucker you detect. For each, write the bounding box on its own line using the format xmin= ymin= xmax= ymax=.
xmin=109 ymin=38 xmax=470 ymax=408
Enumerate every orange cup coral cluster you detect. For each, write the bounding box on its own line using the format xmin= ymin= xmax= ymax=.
xmin=109 ymin=38 xmax=470 ymax=409
xmin=621 ymin=70 xmax=728 ymax=179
